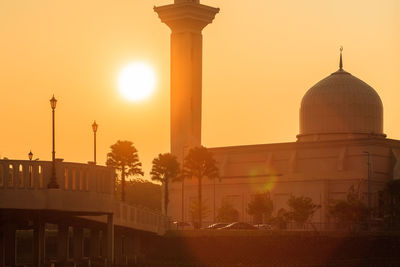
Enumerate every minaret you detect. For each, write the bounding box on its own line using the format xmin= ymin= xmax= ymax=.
xmin=154 ymin=0 xmax=219 ymax=159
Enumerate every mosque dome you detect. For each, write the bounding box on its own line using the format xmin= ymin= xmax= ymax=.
xmin=297 ymin=53 xmax=385 ymax=142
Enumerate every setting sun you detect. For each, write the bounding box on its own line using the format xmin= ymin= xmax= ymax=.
xmin=118 ymin=62 xmax=156 ymax=101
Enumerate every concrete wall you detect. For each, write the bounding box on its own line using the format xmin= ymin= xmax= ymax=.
xmin=167 ymin=138 xmax=400 ymax=227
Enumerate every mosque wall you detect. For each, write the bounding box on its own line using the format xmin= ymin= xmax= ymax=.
xmin=167 ymin=138 xmax=400 ymax=229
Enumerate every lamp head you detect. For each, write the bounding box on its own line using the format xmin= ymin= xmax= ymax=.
xmin=50 ymin=95 xmax=57 ymax=110
xmin=28 ymin=150 xmax=33 ymax=161
xmin=92 ymin=120 xmax=98 ymax=133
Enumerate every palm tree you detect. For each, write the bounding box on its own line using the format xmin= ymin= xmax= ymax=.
xmin=183 ymin=146 xmax=219 ymax=228
xmin=106 ymin=140 xmax=143 ymax=201
xmin=150 ymin=153 xmax=181 ymax=215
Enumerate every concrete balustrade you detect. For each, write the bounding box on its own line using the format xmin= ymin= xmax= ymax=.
xmin=0 ymin=160 xmax=115 ymax=215
xmin=113 ymin=202 xmax=170 ymax=235
xmin=0 ymin=159 xmax=114 ymax=193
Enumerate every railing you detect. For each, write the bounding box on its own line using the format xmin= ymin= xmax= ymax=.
xmin=0 ymin=159 xmax=170 ymax=234
xmin=0 ymin=159 xmax=114 ymax=194
xmin=114 ymin=202 xmax=170 ymax=235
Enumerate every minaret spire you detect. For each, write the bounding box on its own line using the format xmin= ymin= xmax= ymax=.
xmin=339 ymin=46 xmax=343 ymax=70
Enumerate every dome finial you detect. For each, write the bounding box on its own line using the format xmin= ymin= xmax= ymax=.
xmin=339 ymin=46 xmax=343 ymax=70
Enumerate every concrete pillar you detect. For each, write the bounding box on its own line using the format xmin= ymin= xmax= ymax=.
xmin=154 ymin=0 xmax=219 ymax=221
xmin=124 ymin=236 xmax=132 ymax=265
xmin=114 ymin=233 xmax=121 ymax=265
xmin=33 ymin=220 xmax=45 ymax=267
xmin=57 ymin=224 xmax=68 ymax=264
xmin=154 ymin=1 xmax=219 ymax=159
xmin=106 ymin=214 xmax=114 ymax=266
xmin=89 ymin=229 xmax=99 ymax=258
xmin=124 ymin=234 xmax=141 ymax=265
xmin=100 ymin=230 xmax=106 ymax=258
xmin=121 ymin=235 xmax=129 ymax=265
xmin=3 ymin=224 xmax=15 ymax=267
xmin=133 ymin=235 xmax=141 ymax=256
xmin=73 ymin=227 xmax=83 ymax=262
xmin=0 ymin=229 xmax=4 ymax=267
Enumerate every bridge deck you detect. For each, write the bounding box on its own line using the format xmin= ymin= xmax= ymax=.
xmin=0 ymin=159 xmax=168 ymax=235
xmin=0 ymin=159 xmax=170 ymax=266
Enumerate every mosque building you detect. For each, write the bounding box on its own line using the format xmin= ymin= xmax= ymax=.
xmin=155 ymin=0 xmax=400 ymax=228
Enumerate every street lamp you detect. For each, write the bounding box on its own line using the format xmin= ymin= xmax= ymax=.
xmin=28 ymin=150 xmax=33 ymax=161
xmin=48 ymin=95 xmax=59 ymax=188
xmin=92 ymin=120 xmax=98 ymax=164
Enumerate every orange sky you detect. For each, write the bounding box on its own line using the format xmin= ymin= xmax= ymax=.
xmin=0 ymin=0 xmax=399 ymax=177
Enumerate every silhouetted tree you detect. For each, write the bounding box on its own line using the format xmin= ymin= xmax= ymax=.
xmin=287 ymin=195 xmax=320 ymax=227
xmin=273 ymin=208 xmax=290 ymax=230
xmin=150 ymin=153 xmax=181 ymax=216
xmin=106 ymin=140 xmax=143 ymax=201
xmin=217 ymin=201 xmax=239 ymax=223
xmin=120 ymin=178 xmax=161 ymax=211
xmin=329 ymin=185 xmax=368 ymax=231
xmin=183 ymin=146 xmax=219 ymax=228
xmin=247 ymin=192 xmax=273 ymax=224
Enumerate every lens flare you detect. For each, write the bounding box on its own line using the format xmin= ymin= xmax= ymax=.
xmin=248 ymin=166 xmax=278 ymax=192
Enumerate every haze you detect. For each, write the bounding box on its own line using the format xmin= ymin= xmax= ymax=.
xmin=0 ymin=0 xmax=398 ymax=175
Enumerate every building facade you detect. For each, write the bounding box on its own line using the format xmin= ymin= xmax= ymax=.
xmin=155 ymin=0 xmax=400 ymax=228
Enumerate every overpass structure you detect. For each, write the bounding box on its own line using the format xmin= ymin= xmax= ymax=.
xmin=0 ymin=159 xmax=169 ymax=267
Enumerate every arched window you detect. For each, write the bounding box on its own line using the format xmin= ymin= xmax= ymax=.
xmin=101 ymin=172 xmax=106 ymax=192
xmin=115 ymin=203 xmax=121 ymax=218
xmin=79 ymin=169 xmax=83 ymax=191
xmin=8 ymin=164 xmax=14 ymax=187
xmin=38 ymin=165 xmax=43 ymax=188
xmin=29 ymin=165 xmax=34 ymax=188
xmin=72 ymin=169 xmax=76 ymax=190
xmin=64 ymin=168 xmax=69 ymax=189
xmin=97 ymin=171 xmax=102 ymax=192
xmin=19 ymin=164 xmax=24 ymax=188
xmin=0 ymin=165 xmax=4 ymax=187
xmin=85 ymin=170 xmax=89 ymax=191
xmin=130 ymin=207 xmax=135 ymax=221
xmin=122 ymin=205 xmax=127 ymax=220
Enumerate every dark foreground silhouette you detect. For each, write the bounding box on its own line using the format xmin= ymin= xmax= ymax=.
xmin=137 ymin=231 xmax=400 ymax=267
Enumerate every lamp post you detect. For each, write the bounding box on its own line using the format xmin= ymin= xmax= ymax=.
xmin=92 ymin=121 xmax=98 ymax=164
xmin=48 ymin=95 xmax=59 ymax=188
xmin=28 ymin=150 xmax=33 ymax=187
